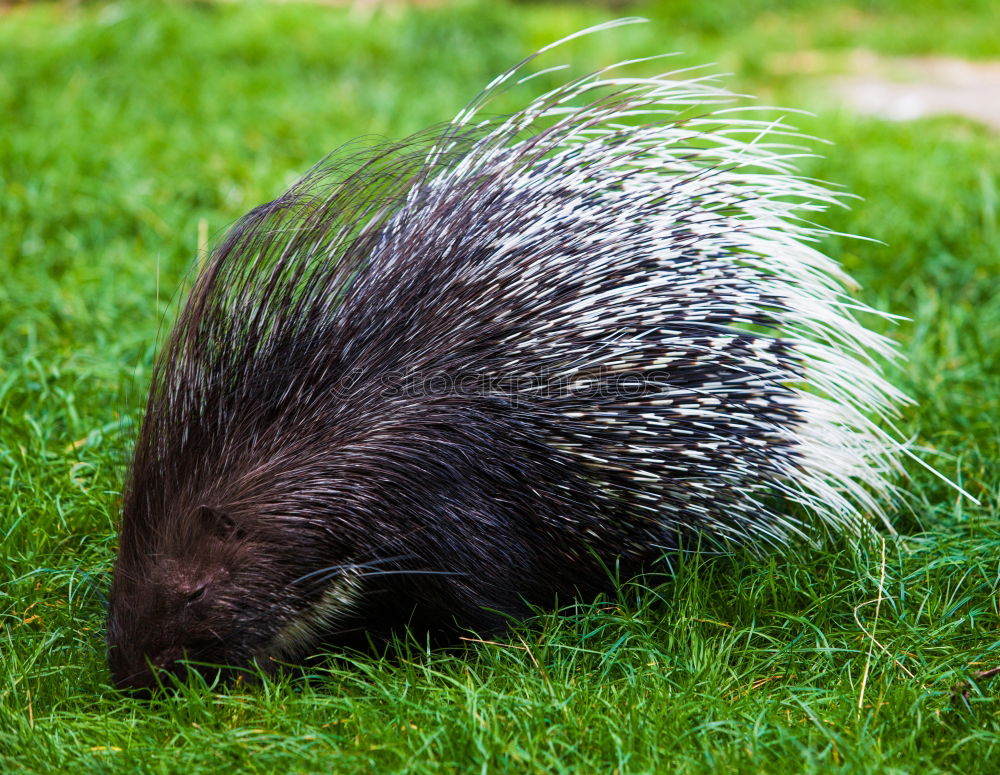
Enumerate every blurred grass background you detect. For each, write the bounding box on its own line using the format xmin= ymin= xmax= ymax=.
xmin=1 ymin=0 xmax=998 ymax=772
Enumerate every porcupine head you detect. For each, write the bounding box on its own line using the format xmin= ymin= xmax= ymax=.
xmin=107 ymin=22 xmax=912 ymax=692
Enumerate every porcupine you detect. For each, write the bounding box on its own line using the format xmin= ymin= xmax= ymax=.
xmin=107 ymin=24 xmax=909 ymax=692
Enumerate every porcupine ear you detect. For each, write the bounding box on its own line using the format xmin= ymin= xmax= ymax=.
xmin=193 ymin=505 xmax=244 ymax=542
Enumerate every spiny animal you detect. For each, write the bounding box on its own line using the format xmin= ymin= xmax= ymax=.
xmin=107 ymin=23 xmax=909 ymax=692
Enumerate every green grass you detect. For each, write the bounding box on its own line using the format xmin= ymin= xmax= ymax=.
xmin=1 ymin=0 xmax=998 ymax=772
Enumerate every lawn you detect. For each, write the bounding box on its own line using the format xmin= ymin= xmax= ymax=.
xmin=1 ymin=0 xmax=998 ymax=772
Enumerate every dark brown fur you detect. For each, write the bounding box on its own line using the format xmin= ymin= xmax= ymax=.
xmin=106 ymin=132 xmax=677 ymax=691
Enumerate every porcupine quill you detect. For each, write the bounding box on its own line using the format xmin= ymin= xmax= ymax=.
xmin=107 ymin=20 xmax=937 ymax=692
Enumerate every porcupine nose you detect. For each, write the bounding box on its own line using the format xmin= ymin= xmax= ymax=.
xmin=109 ymin=643 xmax=187 ymax=695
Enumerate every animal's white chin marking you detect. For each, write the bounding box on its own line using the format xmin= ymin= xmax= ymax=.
xmin=267 ymin=569 xmax=363 ymax=660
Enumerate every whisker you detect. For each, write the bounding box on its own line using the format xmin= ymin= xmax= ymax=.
xmin=290 ymin=554 xmax=416 ymax=586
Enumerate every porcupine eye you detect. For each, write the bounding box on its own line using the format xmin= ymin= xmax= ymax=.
xmin=176 ymin=569 xmax=224 ymax=607
xmin=185 ymin=582 xmax=209 ymax=605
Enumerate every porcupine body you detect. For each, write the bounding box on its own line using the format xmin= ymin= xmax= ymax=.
xmin=107 ymin=29 xmax=905 ymax=691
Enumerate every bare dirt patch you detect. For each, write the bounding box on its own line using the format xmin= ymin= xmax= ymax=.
xmin=829 ymin=52 xmax=1000 ymax=131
